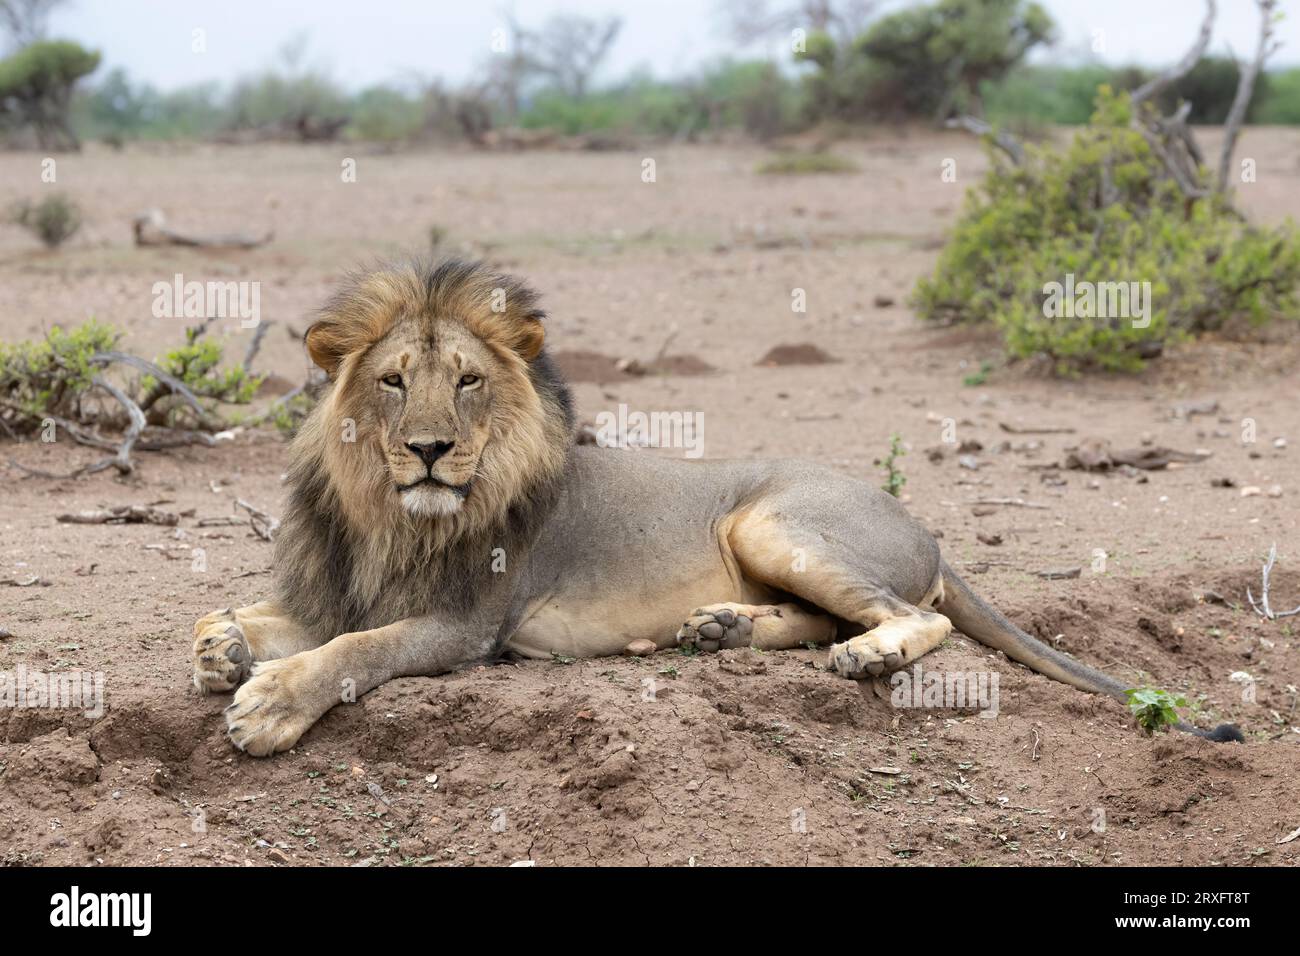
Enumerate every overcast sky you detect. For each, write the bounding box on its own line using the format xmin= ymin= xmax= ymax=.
xmin=47 ymin=0 xmax=1296 ymax=92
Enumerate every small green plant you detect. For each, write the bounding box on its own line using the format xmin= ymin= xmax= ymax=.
xmin=962 ymin=361 xmax=993 ymax=386
xmin=876 ymin=433 xmax=907 ymax=497
xmin=1125 ymin=686 xmax=1187 ymax=735
xmin=11 ymin=194 xmax=82 ymax=248
xmin=139 ymin=327 xmax=261 ymax=425
xmin=757 ymin=151 xmax=859 ymax=175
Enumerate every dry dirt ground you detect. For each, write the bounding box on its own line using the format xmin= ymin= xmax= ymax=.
xmin=1 ymin=129 xmax=1299 ymax=867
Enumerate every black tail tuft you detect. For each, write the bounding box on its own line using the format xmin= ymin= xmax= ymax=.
xmin=1178 ymin=721 xmax=1245 ymax=743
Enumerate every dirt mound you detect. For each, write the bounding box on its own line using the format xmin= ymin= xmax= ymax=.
xmin=2 ymin=563 xmax=1297 ymax=866
xmin=755 ymin=343 xmax=838 ymax=366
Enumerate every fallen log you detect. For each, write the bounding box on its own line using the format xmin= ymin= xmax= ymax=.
xmin=133 ymin=208 xmax=272 ymax=249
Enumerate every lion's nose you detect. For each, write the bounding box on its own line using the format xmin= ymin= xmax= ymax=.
xmin=406 ymin=440 xmax=454 ymax=467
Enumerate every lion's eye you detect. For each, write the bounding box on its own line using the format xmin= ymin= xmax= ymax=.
xmin=380 ymin=373 xmax=404 ymax=389
xmin=458 ymin=373 xmax=481 ymax=389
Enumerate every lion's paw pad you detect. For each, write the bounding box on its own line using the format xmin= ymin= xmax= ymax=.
xmin=224 ymin=660 xmax=313 ymax=757
xmin=676 ymin=605 xmax=755 ymax=652
xmin=827 ymin=637 xmax=906 ymax=681
xmin=193 ymin=621 xmax=252 ymax=694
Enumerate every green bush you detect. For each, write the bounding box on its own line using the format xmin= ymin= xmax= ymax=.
xmin=914 ymin=88 xmax=1300 ymax=373
xmin=11 ymin=193 xmax=81 ymax=248
xmin=0 ymin=321 xmax=118 ymax=427
xmin=138 ymin=327 xmax=262 ymax=426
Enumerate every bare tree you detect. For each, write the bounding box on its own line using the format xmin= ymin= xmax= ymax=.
xmin=0 ymin=0 xmax=67 ymax=47
xmin=1217 ymin=0 xmax=1281 ymax=193
xmin=718 ymin=0 xmax=880 ymax=46
xmin=516 ymin=13 xmax=622 ymax=100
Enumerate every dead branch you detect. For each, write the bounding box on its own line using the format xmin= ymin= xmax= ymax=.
xmin=93 ymin=375 xmax=145 ymax=474
xmin=1218 ymin=0 xmax=1281 ymax=193
xmin=999 ymin=422 xmax=1075 ymax=435
xmin=945 ymin=115 xmax=1024 ymax=165
xmin=970 ymin=497 xmax=1051 ymax=510
xmin=1131 ymin=0 xmax=1216 ymax=105
xmin=90 ymin=351 xmax=207 ymax=420
xmin=57 ymin=505 xmax=179 ymax=526
xmin=235 ymin=498 xmax=279 ymax=541
xmin=6 ymin=374 xmax=144 ymax=479
xmin=242 ymin=320 xmax=272 ymax=372
xmin=1247 ymin=543 xmax=1300 ymax=620
xmin=132 ymin=208 xmax=273 ymax=250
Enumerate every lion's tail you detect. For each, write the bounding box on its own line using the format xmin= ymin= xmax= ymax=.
xmin=935 ymin=560 xmax=1243 ymax=743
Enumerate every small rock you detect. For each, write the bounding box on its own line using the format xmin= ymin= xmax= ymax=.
xmin=1240 ymin=486 xmax=1262 ymax=497
xmin=623 ymin=639 xmax=657 ymax=657
xmin=1210 ymin=477 xmax=1236 ymax=488
xmin=873 ymin=294 xmax=895 ymax=308
xmin=684 ymin=779 xmax=701 ymax=792
xmin=1267 ymin=485 xmax=1283 ymax=498
xmin=976 ymin=532 xmax=1003 ymax=546
xmin=957 ymin=454 xmax=981 ymax=471
xmin=1274 ymin=438 xmax=1288 ymax=449
xmin=267 ymin=848 xmax=290 ymax=864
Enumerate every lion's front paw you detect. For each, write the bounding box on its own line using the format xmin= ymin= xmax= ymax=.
xmin=224 ymin=656 xmax=320 ymax=757
xmin=193 ymin=612 xmax=253 ymax=694
xmin=676 ymin=604 xmax=755 ymax=652
xmin=828 ymin=631 xmax=907 ymax=681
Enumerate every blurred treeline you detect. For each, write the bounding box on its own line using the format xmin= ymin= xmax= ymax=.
xmin=4 ymin=0 xmax=1299 ymax=151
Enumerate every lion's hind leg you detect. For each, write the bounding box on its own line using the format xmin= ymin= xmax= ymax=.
xmin=723 ymin=499 xmax=951 ymax=680
xmin=676 ymin=602 xmax=835 ymax=652
xmin=192 ymin=601 xmax=318 ymax=694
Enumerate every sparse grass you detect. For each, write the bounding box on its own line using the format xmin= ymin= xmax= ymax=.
xmin=757 ymin=152 xmax=859 ymax=175
xmin=11 ymin=194 xmax=82 ymax=249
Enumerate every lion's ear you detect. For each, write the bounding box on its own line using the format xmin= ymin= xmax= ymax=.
xmin=305 ymin=320 xmax=349 ymax=377
xmin=504 ymin=315 xmax=545 ymax=362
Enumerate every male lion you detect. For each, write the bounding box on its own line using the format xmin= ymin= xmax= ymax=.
xmin=192 ymin=259 xmax=1242 ymax=754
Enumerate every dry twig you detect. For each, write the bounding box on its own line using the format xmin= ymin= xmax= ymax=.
xmin=1247 ymin=543 xmax=1300 ymax=620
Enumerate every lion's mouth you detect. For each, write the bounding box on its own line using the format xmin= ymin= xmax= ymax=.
xmin=396 ymin=476 xmax=472 ymax=499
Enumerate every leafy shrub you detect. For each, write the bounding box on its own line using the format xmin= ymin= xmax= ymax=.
xmin=915 ymin=88 xmax=1300 ymax=372
xmin=11 ymin=193 xmax=81 ymax=248
xmin=0 ymin=320 xmax=118 ymax=428
xmin=139 ymin=327 xmax=262 ymax=425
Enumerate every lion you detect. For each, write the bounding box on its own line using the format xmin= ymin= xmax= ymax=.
xmin=191 ymin=258 xmax=1243 ymax=755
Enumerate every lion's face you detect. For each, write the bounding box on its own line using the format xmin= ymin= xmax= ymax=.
xmin=299 ymin=260 xmax=572 ymax=538
xmin=362 ymin=321 xmax=496 ymax=518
